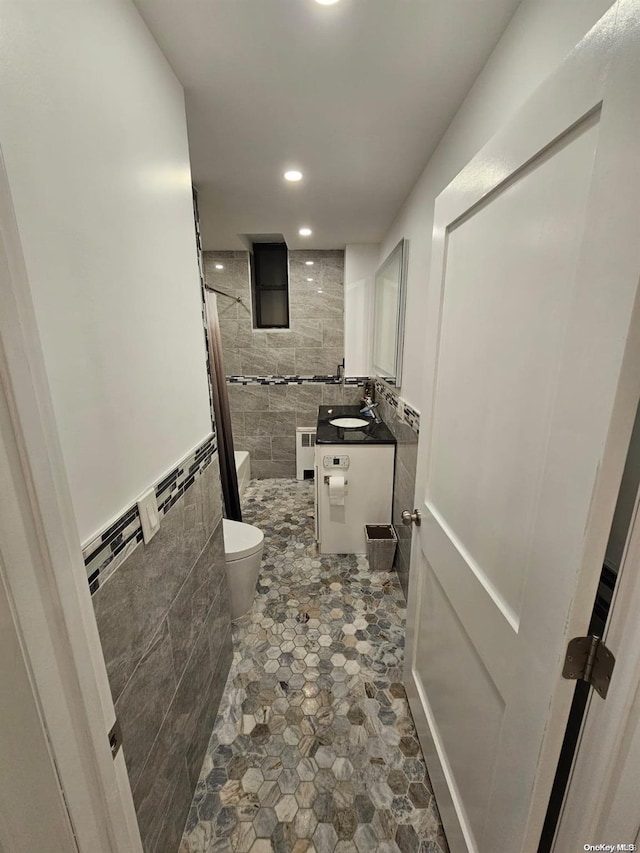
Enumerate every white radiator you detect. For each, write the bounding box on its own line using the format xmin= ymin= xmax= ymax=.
xmin=296 ymin=427 xmax=316 ymax=480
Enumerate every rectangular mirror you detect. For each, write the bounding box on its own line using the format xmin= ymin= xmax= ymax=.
xmin=372 ymin=238 xmax=408 ymax=385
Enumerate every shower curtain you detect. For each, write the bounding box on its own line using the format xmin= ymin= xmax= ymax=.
xmin=205 ymin=290 xmax=242 ymax=522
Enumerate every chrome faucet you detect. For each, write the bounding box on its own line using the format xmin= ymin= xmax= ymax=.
xmin=360 ymin=396 xmax=381 ymax=423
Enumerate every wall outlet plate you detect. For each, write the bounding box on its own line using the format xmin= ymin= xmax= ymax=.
xmin=137 ymin=488 xmax=160 ymax=544
xmin=396 ymin=397 xmax=405 ymax=422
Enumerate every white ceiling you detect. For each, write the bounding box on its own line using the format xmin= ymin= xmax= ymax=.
xmin=133 ymin=0 xmax=521 ymax=250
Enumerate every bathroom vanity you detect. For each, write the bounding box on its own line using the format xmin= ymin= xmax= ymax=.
xmin=315 ymin=405 xmax=396 ymax=554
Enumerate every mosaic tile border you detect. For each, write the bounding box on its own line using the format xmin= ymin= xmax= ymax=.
xmin=227 ymin=375 xmax=370 ymax=386
xmin=83 ymin=434 xmax=217 ymax=595
xmin=375 ymin=380 xmax=399 ymax=410
xmin=375 ymin=379 xmax=421 ymax=434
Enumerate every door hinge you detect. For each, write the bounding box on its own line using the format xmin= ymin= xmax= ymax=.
xmin=562 ymin=635 xmax=615 ymax=699
xmin=108 ymin=718 xmax=122 ymax=760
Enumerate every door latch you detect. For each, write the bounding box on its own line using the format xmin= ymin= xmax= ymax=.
xmin=108 ymin=719 xmax=122 ymax=759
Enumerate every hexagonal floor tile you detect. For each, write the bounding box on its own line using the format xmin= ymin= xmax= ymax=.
xmin=180 ymin=478 xmax=449 ymax=853
xmin=275 ymin=794 xmax=298 ymax=823
xmin=313 ymin=821 xmax=339 ymax=853
xmin=253 ymin=807 xmax=278 ymax=839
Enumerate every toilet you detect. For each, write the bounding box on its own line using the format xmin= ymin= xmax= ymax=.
xmin=222 ymin=519 xmax=264 ymax=620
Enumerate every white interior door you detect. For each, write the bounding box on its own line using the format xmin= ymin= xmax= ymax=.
xmin=0 ymin=545 xmax=76 ymax=852
xmin=0 ymin=144 xmax=143 ymax=851
xmin=404 ymin=3 xmax=640 ymax=851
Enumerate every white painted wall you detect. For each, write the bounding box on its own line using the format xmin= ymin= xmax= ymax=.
xmin=377 ymin=0 xmax=614 ymax=409
xmin=0 ymin=0 xmax=212 ymax=543
xmin=344 ymin=243 xmax=379 ymax=377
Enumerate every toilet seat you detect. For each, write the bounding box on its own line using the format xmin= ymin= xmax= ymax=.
xmin=222 ymin=519 xmax=264 ymax=561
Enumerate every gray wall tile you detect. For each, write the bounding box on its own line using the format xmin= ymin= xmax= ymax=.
xmin=133 ymin=716 xmax=188 ymax=852
xmin=245 ymin=411 xmax=296 ymax=438
xmin=322 ymin=384 xmax=346 ymax=405
xmin=393 ymin=457 xmax=415 ymax=515
xmin=92 ymin=499 xmax=187 ymax=701
xmin=251 ymin=459 xmax=296 ymax=479
xmin=206 ymin=589 xmax=233 ymax=674
xmin=182 ymin=473 xmax=209 ymax=573
xmin=220 ymin=319 xmax=253 ymax=350
xmin=296 ymin=410 xmax=320 ymax=429
xmin=266 ymin=320 xmax=323 ymax=349
xmin=240 ymin=344 xmax=283 ymax=376
xmin=397 ymin=438 xmax=418 ymax=482
xmin=189 ymin=627 xmax=233 ymax=788
xmin=133 ymin=591 xmax=227 ymax=851
xmin=205 ymin=249 xmax=345 ymax=474
xmin=272 ymin=349 xmax=297 ymax=375
xmin=272 ymin=436 xmax=296 ymax=460
xmin=200 ymin=455 xmax=224 ymax=538
xmin=207 ymin=531 xmax=230 ymax=608
xmin=268 ymin=384 xmax=323 ymax=412
xmin=295 ymin=346 xmax=343 ymax=376
xmin=344 ymin=384 xmax=366 ymax=405
xmin=153 ymin=762 xmax=193 ymax=853
xmin=167 ymin=521 xmax=225 ymax=679
xmin=227 ymin=383 xmax=270 ymax=412
xmin=233 ymin=434 xmax=272 ymax=460
xmin=221 ymin=348 xmax=242 ymax=375
xmin=133 ymin=726 xmax=191 ymax=853
xmin=395 ymin=533 xmax=412 ymax=599
xmin=289 ymin=289 xmax=342 ymax=320
xmin=230 ymin=410 xmax=245 ymax=436
xmin=371 ymin=382 xmax=420 ymax=601
xmin=115 ymin=618 xmax=176 ymax=792
xmin=93 ymin=453 xmax=231 ymax=853
xmin=322 ymin=319 xmax=344 ymax=348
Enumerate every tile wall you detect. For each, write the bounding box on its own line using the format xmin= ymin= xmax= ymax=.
xmin=90 ymin=443 xmax=232 ymax=853
xmin=374 ymin=380 xmax=421 ymax=599
xmin=205 ymin=249 xmax=366 ymax=476
xmin=227 ymin=377 xmax=366 ymax=478
xmin=205 ymin=249 xmax=344 ymax=377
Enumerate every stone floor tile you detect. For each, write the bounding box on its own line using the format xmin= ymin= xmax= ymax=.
xmin=231 ymin=821 xmax=256 ymax=852
xmin=295 ymin=782 xmax=318 ymax=810
xmin=275 ymin=794 xmax=298 ymax=823
xmin=249 ymin=840 xmax=274 ymax=853
xmin=253 ymin=807 xmax=278 ymax=838
xmin=333 ymin=808 xmax=357 ymax=840
xmin=396 ymin=822 xmax=421 ymax=853
xmin=313 ymin=821 xmax=339 ymax=853
xmin=293 ymin=808 xmax=318 ymax=839
xmin=180 ymin=479 xmax=448 ymax=853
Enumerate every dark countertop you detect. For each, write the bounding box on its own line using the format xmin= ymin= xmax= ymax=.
xmin=316 ymin=405 xmax=396 ymax=445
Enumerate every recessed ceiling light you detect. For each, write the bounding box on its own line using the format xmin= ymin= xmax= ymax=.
xmin=315 ymin=0 xmax=340 ymax=5
xmin=299 ymin=227 xmax=312 ymax=237
xmin=307 ymin=277 xmax=314 ymax=282
xmin=317 ymin=289 xmax=324 ymax=293
xmin=305 ymin=261 xmax=314 ymax=266
xmin=284 ymin=169 xmax=303 ymax=182
xmin=215 ymin=264 xmax=224 ymax=270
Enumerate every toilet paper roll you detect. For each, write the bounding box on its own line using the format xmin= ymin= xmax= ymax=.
xmin=328 ymin=475 xmax=346 ymax=506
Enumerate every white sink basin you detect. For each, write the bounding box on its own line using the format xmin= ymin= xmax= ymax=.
xmin=329 ymin=417 xmax=370 ymax=429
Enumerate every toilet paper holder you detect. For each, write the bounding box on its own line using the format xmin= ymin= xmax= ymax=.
xmin=324 ymin=475 xmax=348 ymax=485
